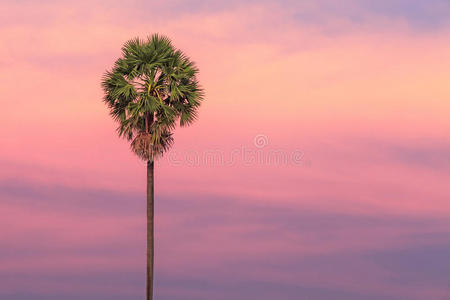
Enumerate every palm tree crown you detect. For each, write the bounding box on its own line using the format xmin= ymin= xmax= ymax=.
xmin=101 ymin=34 xmax=203 ymax=160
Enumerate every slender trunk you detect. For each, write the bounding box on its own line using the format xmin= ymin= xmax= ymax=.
xmin=146 ymin=160 xmax=154 ymax=300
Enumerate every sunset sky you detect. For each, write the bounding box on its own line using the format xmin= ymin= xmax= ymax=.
xmin=1 ymin=0 xmax=450 ymax=299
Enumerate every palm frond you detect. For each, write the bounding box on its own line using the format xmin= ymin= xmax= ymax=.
xmin=101 ymin=33 xmax=204 ymax=161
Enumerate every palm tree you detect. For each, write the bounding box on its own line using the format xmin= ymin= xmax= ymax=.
xmin=101 ymin=34 xmax=203 ymax=300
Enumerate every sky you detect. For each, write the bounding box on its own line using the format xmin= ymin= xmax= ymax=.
xmin=1 ymin=0 xmax=450 ymax=299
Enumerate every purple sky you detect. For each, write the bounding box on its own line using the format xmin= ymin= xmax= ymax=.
xmin=1 ymin=0 xmax=450 ymax=299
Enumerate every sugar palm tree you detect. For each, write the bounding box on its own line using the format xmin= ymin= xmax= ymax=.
xmin=101 ymin=34 xmax=203 ymax=300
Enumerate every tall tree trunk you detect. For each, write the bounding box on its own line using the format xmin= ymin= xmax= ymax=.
xmin=146 ymin=160 xmax=154 ymax=300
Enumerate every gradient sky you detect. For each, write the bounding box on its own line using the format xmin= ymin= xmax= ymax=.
xmin=1 ymin=1 xmax=450 ymax=299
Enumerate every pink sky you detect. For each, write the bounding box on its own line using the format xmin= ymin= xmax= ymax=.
xmin=1 ymin=1 xmax=449 ymax=299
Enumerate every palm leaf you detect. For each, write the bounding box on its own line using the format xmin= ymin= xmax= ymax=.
xmin=101 ymin=33 xmax=203 ymax=161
